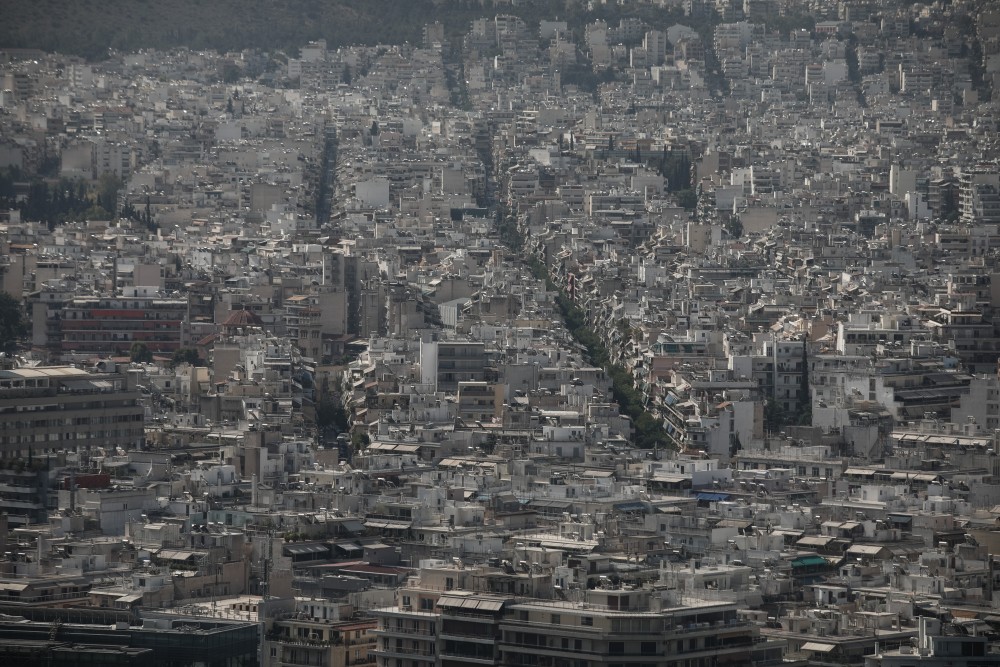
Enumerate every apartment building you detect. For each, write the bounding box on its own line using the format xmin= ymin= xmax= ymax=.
xmin=419 ymin=337 xmax=494 ymax=393
xmin=958 ymin=169 xmax=1000 ymax=225
xmin=264 ymin=617 xmax=376 ymax=667
xmin=59 ymin=291 xmax=187 ymax=357
xmin=0 ymin=366 xmax=143 ymax=458
xmin=498 ymin=587 xmax=785 ymax=667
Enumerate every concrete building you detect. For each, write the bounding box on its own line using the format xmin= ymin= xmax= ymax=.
xmin=59 ymin=291 xmax=187 ymax=357
xmin=0 ymin=366 xmax=143 ymax=458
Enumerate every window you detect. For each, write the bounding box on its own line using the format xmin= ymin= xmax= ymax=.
xmin=551 ymin=614 xmax=561 ymax=625
xmin=641 ymin=642 xmax=656 ymax=655
xmin=609 ymin=642 xmax=624 ymax=655
xmin=581 ymin=617 xmax=593 ymax=626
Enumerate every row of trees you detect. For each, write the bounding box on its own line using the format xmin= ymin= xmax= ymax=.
xmin=3 ymin=169 xmax=124 ymax=227
xmin=0 ymin=293 xmax=27 ymax=352
xmin=129 ymin=343 xmax=206 ymax=368
xmin=521 ymin=256 xmax=673 ymax=452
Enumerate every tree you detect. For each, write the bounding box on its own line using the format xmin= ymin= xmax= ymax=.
xmin=171 ymin=347 xmax=203 ymax=367
xmin=729 ymin=432 xmax=743 ymax=459
xmin=723 ymin=215 xmax=743 ymax=238
xmin=316 ymin=397 xmax=349 ymax=432
xmin=764 ymin=398 xmax=786 ymax=433
xmin=349 ymin=431 xmax=370 ymax=463
xmin=0 ymin=293 xmax=26 ymax=352
xmin=130 ymin=342 xmax=153 ymax=363
xmin=675 ymin=189 xmax=698 ymax=210
xmin=96 ymin=172 xmax=123 ymax=218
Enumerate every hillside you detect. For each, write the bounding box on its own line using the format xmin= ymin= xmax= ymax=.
xmin=0 ymin=0 xmax=689 ymax=61
xmin=0 ymin=0 xmax=451 ymax=60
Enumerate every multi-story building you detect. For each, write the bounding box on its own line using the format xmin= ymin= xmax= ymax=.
xmin=456 ymin=381 xmax=504 ymax=424
xmin=265 ymin=617 xmax=376 ymax=667
xmin=958 ymin=168 xmax=1000 ymax=224
xmin=498 ymin=588 xmax=786 ymax=667
xmin=371 ymin=605 xmax=439 ymax=667
xmin=419 ymin=337 xmax=494 ymax=393
xmin=0 ymin=365 xmax=144 ymax=459
xmin=866 ymin=618 xmax=996 ymax=667
xmin=438 ymin=592 xmax=510 ymax=667
xmin=59 ymin=290 xmax=187 ymax=357
xmin=0 ymin=463 xmax=56 ymax=525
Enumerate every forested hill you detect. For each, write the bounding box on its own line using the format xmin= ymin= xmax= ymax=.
xmin=0 ymin=0 xmax=738 ymax=61
xmin=1 ymin=0 xmax=427 ymax=59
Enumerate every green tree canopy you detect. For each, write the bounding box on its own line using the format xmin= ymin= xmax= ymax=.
xmin=171 ymin=347 xmax=203 ymax=367
xmin=130 ymin=342 xmax=153 ymax=363
xmin=0 ymin=293 xmax=27 ymax=351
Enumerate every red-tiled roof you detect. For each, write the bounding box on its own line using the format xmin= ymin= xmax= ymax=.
xmin=221 ymin=308 xmax=264 ymax=328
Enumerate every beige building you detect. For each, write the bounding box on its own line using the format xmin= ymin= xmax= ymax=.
xmin=265 ymin=617 xmax=376 ymax=667
xmin=0 ymin=366 xmax=144 ymax=458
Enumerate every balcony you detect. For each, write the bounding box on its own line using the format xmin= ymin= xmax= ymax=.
xmin=439 ymin=649 xmax=496 ymax=664
xmin=278 ymin=656 xmax=328 ymax=667
xmin=372 ymin=645 xmax=436 ymax=662
xmin=439 ymin=630 xmax=497 ymax=643
xmin=373 ymin=626 xmax=435 ymax=638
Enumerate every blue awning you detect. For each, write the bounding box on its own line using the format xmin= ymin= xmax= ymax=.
xmin=697 ymin=492 xmax=731 ymax=502
xmin=792 ymin=555 xmax=829 ymax=568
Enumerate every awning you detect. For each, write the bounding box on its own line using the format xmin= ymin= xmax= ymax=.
xmin=801 ymin=642 xmax=836 ymax=653
xmin=437 ymin=594 xmax=506 ymax=611
xmin=650 ymin=474 xmax=688 ymax=484
xmin=157 ymin=549 xmax=202 ymax=561
xmin=528 ymin=499 xmax=573 ymax=510
xmin=340 ymin=520 xmax=365 ymax=534
xmin=771 ymin=529 xmax=804 ymax=537
xmin=614 ymin=501 xmax=647 ymax=512
xmin=335 ymin=543 xmax=363 ymax=555
xmin=437 ymin=594 xmax=473 ymax=609
xmin=0 ymin=582 xmax=29 ymax=592
xmin=283 ymin=544 xmax=329 ymax=557
xmin=116 ymin=593 xmax=143 ymax=603
xmin=697 ymin=492 xmax=731 ymax=502
xmin=365 ymin=520 xmax=411 ymax=530
xmin=792 ymin=555 xmax=830 ymax=568
xmin=847 ymin=545 xmax=886 ymax=556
